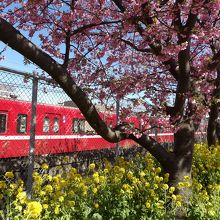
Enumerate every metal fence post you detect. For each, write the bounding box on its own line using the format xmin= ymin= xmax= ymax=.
xmin=155 ymin=125 xmax=158 ymax=142
xmin=115 ymin=99 xmax=120 ymax=155
xmin=26 ymin=77 xmax=38 ymax=199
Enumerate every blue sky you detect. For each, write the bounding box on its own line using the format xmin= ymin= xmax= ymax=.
xmin=0 ymin=41 xmax=39 ymax=73
xmin=0 ymin=41 xmax=72 ymax=105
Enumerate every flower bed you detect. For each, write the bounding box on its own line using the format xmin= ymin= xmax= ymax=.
xmin=0 ymin=144 xmax=219 ymax=219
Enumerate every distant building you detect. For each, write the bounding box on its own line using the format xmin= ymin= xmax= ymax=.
xmin=63 ymin=100 xmax=107 ymax=112
xmin=0 ymin=84 xmax=17 ymax=99
xmin=63 ymin=100 xmax=77 ymax=108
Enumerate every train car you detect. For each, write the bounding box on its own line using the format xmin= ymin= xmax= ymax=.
xmin=0 ymin=98 xmax=174 ymax=158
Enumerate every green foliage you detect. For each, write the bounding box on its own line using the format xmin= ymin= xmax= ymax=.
xmin=0 ymin=144 xmax=219 ymax=219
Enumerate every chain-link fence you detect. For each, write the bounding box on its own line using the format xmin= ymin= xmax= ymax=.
xmin=0 ymin=66 xmax=148 ymax=197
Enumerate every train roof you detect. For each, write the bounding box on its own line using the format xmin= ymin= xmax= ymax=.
xmin=0 ymin=97 xmax=114 ymax=114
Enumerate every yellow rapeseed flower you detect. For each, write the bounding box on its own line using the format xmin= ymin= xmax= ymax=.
xmin=127 ymin=171 xmax=133 ymax=179
xmin=58 ymin=196 xmax=64 ymax=203
xmin=175 ymin=201 xmax=182 ymax=207
xmin=139 ymin=171 xmax=146 ymax=178
xmin=94 ymin=203 xmax=99 ymax=208
xmin=104 ymin=168 xmax=109 ymax=174
xmin=183 ymin=175 xmax=190 ymax=181
xmin=25 ymin=201 xmax=42 ymax=218
xmin=94 ymin=177 xmax=100 ymax=184
xmin=44 ymin=184 xmax=53 ymax=194
xmin=92 ymin=187 xmax=98 ymax=194
xmin=177 ymin=182 xmax=184 ymax=188
xmin=70 ymin=168 xmax=77 ymax=174
xmin=164 ymin=173 xmax=169 ymax=181
xmin=145 ymin=202 xmax=151 ymax=208
xmin=156 ymin=200 xmax=164 ymax=209
xmin=172 ymin=194 xmax=176 ymax=201
xmin=156 ymin=167 xmax=161 ymax=173
xmin=17 ymin=187 xmax=23 ymax=193
xmin=43 ymin=204 xmax=49 ymax=209
xmin=119 ymin=167 xmax=125 ymax=174
xmin=43 ymin=174 xmax=52 ymax=181
xmin=41 ymin=163 xmax=49 ymax=169
xmin=132 ymin=177 xmax=138 ymax=184
xmin=89 ymin=163 xmax=96 ymax=170
xmin=208 ymin=209 xmax=216 ymax=217
xmin=99 ymin=175 xmax=105 ymax=184
xmin=32 ymin=171 xmax=39 ymax=177
xmin=55 ymin=205 xmax=60 ymax=215
xmin=67 ymin=200 xmax=75 ymax=207
xmin=145 ymin=182 xmax=150 ymax=187
xmin=93 ymin=172 xmax=99 ymax=178
xmin=4 ymin=172 xmax=14 ymax=179
xmin=40 ymin=191 xmax=46 ymax=196
xmin=34 ymin=175 xmax=43 ymax=185
xmin=150 ymin=189 xmax=156 ymax=197
xmin=176 ymin=195 xmax=182 ymax=201
xmin=197 ymin=183 xmax=203 ymax=190
xmin=162 ymin=184 xmax=169 ymax=190
xmin=15 ymin=205 xmax=22 ymax=212
xmin=169 ymin=186 xmax=175 ymax=194
xmin=63 ymin=156 xmax=69 ymax=162
xmin=153 ymin=184 xmax=158 ymax=189
xmin=155 ymin=176 xmax=161 ymax=183
xmin=68 ymin=190 xmax=75 ymax=197
xmin=10 ymin=183 xmax=17 ymax=190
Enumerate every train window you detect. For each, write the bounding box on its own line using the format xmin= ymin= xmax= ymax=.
xmin=17 ymin=114 xmax=27 ymax=134
xmin=53 ymin=118 xmax=59 ymax=133
xmin=0 ymin=113 xmax=7 ymax=133
xmin=43 ymin=117 xmax=50 ymax=133
xmin=72 ymin=119 xmax=85 ymax=133
xmin=79 ymin=120 xmax=85 ymax=132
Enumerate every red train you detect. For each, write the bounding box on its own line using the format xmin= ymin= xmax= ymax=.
xmin=0 ymin=98 xmax=174 ymax=158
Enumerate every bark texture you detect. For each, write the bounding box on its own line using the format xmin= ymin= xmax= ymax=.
xmin=207 ymin=103 xmax=219 ymax=146
xmin=207 ymin=71 xmax=220 ymax=146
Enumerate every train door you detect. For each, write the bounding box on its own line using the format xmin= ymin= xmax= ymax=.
xmin=39 ymin=113 xmax=62 ymax=155
xmin=0 ymin=111 xmax=9 ymax=157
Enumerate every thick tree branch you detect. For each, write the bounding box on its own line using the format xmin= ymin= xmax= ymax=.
xmin=63 ymin=29 xmax=71 ymax=69
xmin=163 ymin=58 xmax=179 ymax=80
xmin=71 ymin=20 xmax=122 ymax=36
xmin=111 ymin=0 xmax=126 ymax=12
xmin=208 ymin=49 xmax=220 ymax=70
xmin=174 ymin=0 xmax=198 ymax=43
xmin=173 ymin=0 xmax=183 ymax=34
xmin=119 ymin=38 xmax=152 ymax=53
xmin=0 ymin=17 xmax=124 ymax=143
xmin=120 ymin=38 xmax=179 ymax=80
xmin=129 ymin=133 xmax=175 ymax=172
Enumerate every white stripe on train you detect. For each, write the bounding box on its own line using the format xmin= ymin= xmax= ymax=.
xmin=0 ymin=133 xmax=174 ymax=141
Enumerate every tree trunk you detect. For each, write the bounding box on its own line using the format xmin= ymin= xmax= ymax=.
xmin=216 ymin=120 xmax=220 ymax=143
xmin=167 ymin=120 xmax=195 ymax=218
xmin=207 ymin=70 xmax=220 ymax=147
xmin=207 ymin=103 xmax=218 ymax=146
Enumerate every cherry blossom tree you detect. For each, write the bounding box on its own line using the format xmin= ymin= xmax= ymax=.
xmin=0 ymin=0 xmax=220 ymax=208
